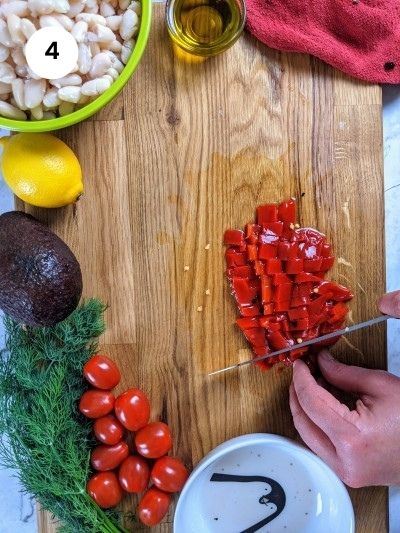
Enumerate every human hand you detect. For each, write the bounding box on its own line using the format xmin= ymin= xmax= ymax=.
xmin=289 ymin=290 xmax=400 ymax=488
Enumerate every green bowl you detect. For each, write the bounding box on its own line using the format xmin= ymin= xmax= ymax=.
xmin=0 ymin=1 xmax=152 ymax=132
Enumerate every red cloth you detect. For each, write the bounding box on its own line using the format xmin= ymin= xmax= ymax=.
xmin=246 ymin=0 xmax=400 ymax=84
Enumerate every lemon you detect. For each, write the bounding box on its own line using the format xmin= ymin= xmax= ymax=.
xmin=0 ymin=133 xmax=83 ymax=208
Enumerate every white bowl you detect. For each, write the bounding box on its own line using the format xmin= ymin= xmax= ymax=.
xmin=174 ymin=434 xmax=355 ymax=533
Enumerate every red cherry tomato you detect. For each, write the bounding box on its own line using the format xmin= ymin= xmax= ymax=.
xmin=79 ymin=389 xmax=114 ymax=419
xmin=135 ymin=422 xmax=172 ymax=459
xmin=151 ymin=456 xmax=189 ymax=493
xmin=94 ymin=414 xmax=124 ymax=445
xmin=83 ymin=355 xmax=121 ymax=390
xmin=87 ymin=471 xmax=122 ymax=509
xmin=91 ymin=441 xmax=129 ymax=471
xmin=118 ymin=455 xmax=150 ymax=493
xmin=137 ymin=487 xmax=171 ymax=527
xmin=114 ymin=389 xmax=150 ymax=431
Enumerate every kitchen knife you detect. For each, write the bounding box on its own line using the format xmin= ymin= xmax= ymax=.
xmin=208 ymin=315 xmax=390 ymax=376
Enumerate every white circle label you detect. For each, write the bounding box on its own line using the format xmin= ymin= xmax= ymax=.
xmin=25 ymin=27 xmax=79 ymax=80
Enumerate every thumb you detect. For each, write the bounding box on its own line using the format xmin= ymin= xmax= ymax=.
xmin=318 ymin=351 xmax=385 ymax=396
xmin=378 ymin=290 xmax=400 ymax=317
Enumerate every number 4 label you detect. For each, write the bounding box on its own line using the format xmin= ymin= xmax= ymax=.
xmin=45 ymin=42 xmax=60 ymax=60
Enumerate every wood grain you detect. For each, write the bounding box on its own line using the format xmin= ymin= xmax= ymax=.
xmin=21 ymin=6 xmax=386 ymax=532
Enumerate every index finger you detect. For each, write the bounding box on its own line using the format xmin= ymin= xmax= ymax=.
xmin=378 ymin=290 xmax=400 ymax=318
xmin=292 ymin=359 xmax=358 ymax=443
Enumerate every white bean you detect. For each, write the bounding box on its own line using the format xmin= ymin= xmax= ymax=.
xmin=119 ymin=0 xmax=130 ymax=9
xmin=128 ymin=1 xmax=141 ymax=15
xmin=0 ymin=100 xmax=26 ymax=119
xmin=15 ymin=64 xmax=28 ymax=77
xmin=89 ymin=51 xmax=111 ymax=78
xmin=53 ymin=14 xmax=74 ymax=30
xmin=0 ymin=63 xmax=16 ymax=84
xmin=43 ymin=110 xmax=56 ymax=119
xmin=67 ymin=0 xmax=84 ymax=17
xmin=11 ymin=46 xmax=26 ymax=66
xmin=59 ymin=100 xmax=74 ymax=115
xmin=77 ymin=42 xmax=91 ymax=74
xmin=89 ymin=41 xmax=100 ymax=56
xmin=7 ymin=14 xmax=25 ymax=44
xmin=24 ymin=78 xmax=45 ymax=109
xmin=102 ymin=73 xmax=113 ymax=84
xmin=104 ymin=51 xmax=123 ymax=72
xmin=30 ymin=104 xmax=43 ymax=119
xmin=121 ymin=38 xmax=133 ymax=64
xmin=71 ymin=20 xmax=87 ymax=43
xmin=11 ymin=78 xmax=26 ymax=109
xmin=94 ymin=23 xmax=115 ymax=42
xmin=40 ymin=15 xmax=63 ymax=28
xmin=119 ymin=9 xmax=138 ymax=40
xmin=28 ymin=0 xmax=55 ymax=16
xmin=106 ymin=67 xmax=118 ymax=80
xmin=76 ymin=13 xmax=106 ymax=27
xmin=107 ymin=39 xmax=121 ymax=52
xmin=0 ymin=81 xmax=11 ymax=96
xmin=43 ymin=87 xmax=61 ymax=108
xmin=81 ymin=76 xmax=110 ymax=96
xmin=58 ymin=86 xmax=81 ymax=103
xmin=21 ymin=18 xmax=36 ymax=39
xmin=105 ymin=15 xmax=121 ymax=30
xmin=100 ymin=1 xmax=115 ymax=17
xmin=0 ymin=19 xmax=14 ymax=47
xmin=0 ymin=44 xmax=9 ymax=62
xmin=85 ymin=0 xmax=100 ymax=13
xmin=50 ymin=74 xmax=82 ymax=88
xmin=1 ymin=2 xmax=29 ymax=18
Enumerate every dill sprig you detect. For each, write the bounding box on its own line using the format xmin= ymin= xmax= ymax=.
xmin=0 ymin=299 xmax=127 ymax=533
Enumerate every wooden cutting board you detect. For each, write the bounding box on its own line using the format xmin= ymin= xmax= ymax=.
xmin=20 ymin=5 xmax=386 ymax=532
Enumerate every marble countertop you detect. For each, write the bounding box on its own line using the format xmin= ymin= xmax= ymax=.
xmin=0 ymin=85 xmax=399 ymax=532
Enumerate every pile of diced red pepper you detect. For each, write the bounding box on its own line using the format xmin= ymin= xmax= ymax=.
xmin=224 ymin=199 xmax=353 ymax=370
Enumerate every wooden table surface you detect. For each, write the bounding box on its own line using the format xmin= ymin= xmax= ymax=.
xmin=22 ymin=6 xmax=386 ymax=532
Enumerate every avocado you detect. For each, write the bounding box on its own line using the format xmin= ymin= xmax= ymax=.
xmin=0 ymin=211 xmax=83 ymax=327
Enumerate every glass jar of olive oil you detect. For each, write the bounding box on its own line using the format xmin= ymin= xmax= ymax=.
xmin=165 ymin=0 xmax=246 ymax=58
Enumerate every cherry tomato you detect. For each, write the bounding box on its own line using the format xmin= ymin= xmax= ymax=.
xmin=135 ymin=422 xmax=172 ymax=459
xmin=137 ymin=487 xmax=171 ymax=527
xmin=87 ymin=471 xmax=122 ymax=509
xmin=118 ymin=455 xmax=150 ymax=493
xmin=151 ymin=456 xmax=189 ymax=493
xmin=83 ymin=355 xmax=120 ymax=390
xmin=114 ymin=388 xmax=150 ymax=431
xmin=91 ymin=441 xmax=129 ymax=471
xmin=79 ymin=389 xmax=114 ymax=419
xmin=94 ymin=414 xmax=124 ymax=445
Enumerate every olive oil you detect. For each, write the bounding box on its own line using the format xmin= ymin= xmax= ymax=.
xmin=166 ymin=0 xmax=245 ymax=58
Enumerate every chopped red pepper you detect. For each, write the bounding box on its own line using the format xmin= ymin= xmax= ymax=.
xmin=247 ymin=244 xmax=258 ymax=261
xmin=288 ymin=306 xmax=308 ymax=320
xmin=286 ymin=258 xmax=304 ymax=274
xmin=266 ymin=258 xmax=282 ymax=274
xmin=246 ymin=224 xmax=261 ymax=244
xmin=224 ymin=229 xmax=245 ymax=247
xmin=273 ymin=284 xmax=292 ymax=302
xmin=243 ymin=328 xmax=266 ymax=347
xmin=239 ymin=304 xmax=260 ymax=317
xmin=226 ymin=248 xmax=247 ymax=267
xmin=224 ymin=199 xmax=353 ymax=371
xmin=304 ymin=258 xmax=323 ymax=272
xmin=318 ymin=281 xmax=353 ymax=301
xmin=278 ymin=198 xmax=296 ymax=224
xmin=258 ymin=243 xmax=277 ymax=260
xmin=321 ymin=257 xmax=335 ymax=271
xmin=261 ymin=222 xmax=284 ymax=236
xmin=277 ymin=241 xmax=298 ymax=260
xmin=257 ymin=204 xmax=278 ymax=224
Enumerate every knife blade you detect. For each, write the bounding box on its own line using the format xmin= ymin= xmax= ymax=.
xmin=208 ymin=315 xmax=390 ymax=377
